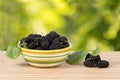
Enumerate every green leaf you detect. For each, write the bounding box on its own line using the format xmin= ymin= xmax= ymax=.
xmin=6 ymin=42 xmax=21 ymax=59
xmin=91 ymin=45 xmax=101 ymax=56
xmin=66 ymin=50 xmax=87 ymax=65
xmin=20 ymin=42 xmax=28 ymax=48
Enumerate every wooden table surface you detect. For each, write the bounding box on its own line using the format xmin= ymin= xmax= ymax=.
xmin=0 ymin=51 xmax=120 ymax=80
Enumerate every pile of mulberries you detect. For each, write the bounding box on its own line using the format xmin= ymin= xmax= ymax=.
xmin=84 ymin=53 xmax=109 ymax=68
xmin=20 ymin=31 xmax=70 ymax=50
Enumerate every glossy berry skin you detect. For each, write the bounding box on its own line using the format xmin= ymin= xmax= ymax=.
xmin=85 ymin=53 xmax=101 ymax=62
xmin=40 ymin=37 xmax=50 ymax=50
xmin=29 ymin=34 xmax=42 ymax=37
xmin=97 ymin=60 xmax=109 ymax=68
xmin=27 ymin=42 xmax=38 ymax=49
xmin=46 ymin=31 xmax=60 ymax=43
xmin=20 ymin=31 xmax=70 ymax=50
xmin=36 ymin=46 xmax=42 ymax=50
xmin=84 ymin=53 xmax=110 ymax=68
xmin=84 ymin=53 xmax=101 ymax=68
xmin=49 ymin=36 xmax=69 ymax=50
xmin=24 ymin=37 xmax=34 ymax=43
xmin=84 ymin=60 xmax=97 ymax=67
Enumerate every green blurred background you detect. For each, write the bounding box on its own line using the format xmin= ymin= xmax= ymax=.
xmin=0 ymin=0 xmax=120 ymax=51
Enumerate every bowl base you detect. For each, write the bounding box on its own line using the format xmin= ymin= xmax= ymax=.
xmin=27 ymin=62 xmax=63 ymax=68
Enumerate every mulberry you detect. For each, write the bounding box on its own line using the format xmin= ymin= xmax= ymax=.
xmin=20 ymin=31 xmax=70 ymax=50
xmin=97 ymin=60 xmax=109 ymax=68
xmin=28 ymin=34 xmax=42 ymax=38
xmin=27 ymin=42 xmax=38 ymax=49
xmin=84 ymin=60 xmax=97 ymax=67
xmin=49 ymin=36 xmax=69 ymax=50
xmin=40 ymin=37 xmax=50 ymax=50
xmin=46 ymin=31 xmax=60 ymax=43
xmin=85 ymin=53 xmax=101 ymax=62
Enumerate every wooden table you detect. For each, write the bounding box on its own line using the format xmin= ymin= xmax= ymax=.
xmin=0 ymin=51 xmax=120 ymax=80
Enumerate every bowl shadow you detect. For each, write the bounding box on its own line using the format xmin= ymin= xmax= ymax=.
xmin=17 ymin=62 xmax=30 ymax=67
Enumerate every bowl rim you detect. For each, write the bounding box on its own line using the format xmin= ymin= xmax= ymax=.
xmin=18 ymin=41 xmax=72 ymax=53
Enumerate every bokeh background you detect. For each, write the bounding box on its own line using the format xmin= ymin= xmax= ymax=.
xmin=0 ymin=0 xmax=120 ymax=51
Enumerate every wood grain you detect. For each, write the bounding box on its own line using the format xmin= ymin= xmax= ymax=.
xmin=0 ymin=51 xmax=120 ymax=80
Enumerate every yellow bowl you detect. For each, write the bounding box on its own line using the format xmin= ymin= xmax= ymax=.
xmin=19 ymin=43 xmax=72 ymax=67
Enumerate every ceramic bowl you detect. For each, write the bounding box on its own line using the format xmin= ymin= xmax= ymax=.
xmin=19 ymin=43 xmax=71 ymax=67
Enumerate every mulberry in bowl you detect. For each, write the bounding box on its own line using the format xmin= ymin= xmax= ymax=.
xmin=19 ymin=31 xmax=71 ymax=67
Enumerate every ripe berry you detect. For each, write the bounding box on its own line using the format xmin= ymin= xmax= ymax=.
xmin=40 ymin=37 xmax=50 ymax=50
xmin=20 ymin=37 xmax=27 ymax=44
xmin=49 ymin=36 xmax=69 ymax=50
xmin=36 ymin=46 xmax=42 ymax=50
xmin=84 ymin=60 xmax=97 ymax=67
xmin=27 ymin=42 xmax=38 ymax=49
xmin=97 ymin=60 xmax=109 ymax=68
xmin=28 ymin=34 xmax=42 ymax=38
xmin=20 ymin=32 xmax=70 ymax=50
xmin=24 ymin=37 xmax=34 ymax=43
xmin=85 ymin=53 xmax=101 ymax=62
xmin=46 ymin=31 xmax=60 ymax=43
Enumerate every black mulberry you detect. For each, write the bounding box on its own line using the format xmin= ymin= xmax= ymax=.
xmin=84 ymin=60 xmax=97 ymax=67
xmin=20 ymin=31 xmax=70 ymax=50
xmin=97 ymin=60 xmax=109 ymax=68
xmin=49 ymin=36 xmax=69 ymax=50
xmin=20 ymin=37 xmax=27 ymax=44
xmin=85 ymin=53 xmax=101 ymax=62
xmin=29 ymin=34 xmax=42 ymax=38
xmin=46 ymin=31 xmax=60 ymax=43
xmin=36 ymin=46 xmax=42 ymax=50
xmin=26 ymin=37 xmax=35 ymax=43
xmin=40 ymin=37 xmax=50 ymax=50
xmin=27 ymin=42 xmax=38 ymax=49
